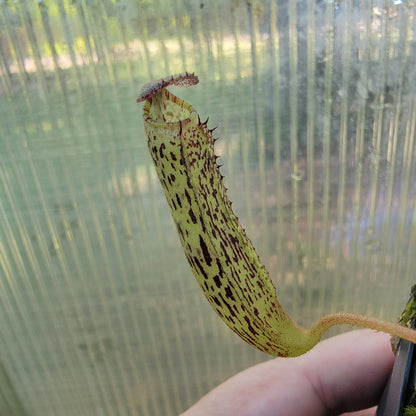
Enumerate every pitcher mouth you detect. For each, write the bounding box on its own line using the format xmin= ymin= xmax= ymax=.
xmin=137 ymin=72 xmax=199 ymax=103
xmin=143 ymin=88 xmax=199 ymax=128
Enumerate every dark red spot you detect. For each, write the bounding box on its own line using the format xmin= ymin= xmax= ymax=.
xmin=199 ymin=235 xmax=212 ymax=266
xmin=212 ymin=296 xmax=221 ymax=307
xmin=218 ymin=293 xmax=236 ymax=317
xmin=193 ymin=257 xmax=208 ymax=279
xmin=189 ymin=208 xmax=197 ymax=224
xmin=224 ymin=286 xmax=235 ymax=300
xmin=244 ymin=316 xmax=259 ymax=336
xmin=176 ymin=224 xmax=184 ymax=240
xmin=213 ymin=275 xmax=221 ymax=288
xmin=159 ymin=143 xmax=166 ymax=158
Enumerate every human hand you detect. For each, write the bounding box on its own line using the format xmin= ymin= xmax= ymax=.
xmin=180 ymin=329 xmax=395 ymax=416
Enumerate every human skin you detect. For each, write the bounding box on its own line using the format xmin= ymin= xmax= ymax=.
xmin=180 ymin=329 xmax=395 ymax=416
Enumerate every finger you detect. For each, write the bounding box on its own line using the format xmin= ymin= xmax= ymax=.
xmin=298 ymin=329 xmax=394 ymax=415
xmin=181 ymin=329 xmax=394 ymax=416
xmin=340 ymin=406 xmax=377 ymax=416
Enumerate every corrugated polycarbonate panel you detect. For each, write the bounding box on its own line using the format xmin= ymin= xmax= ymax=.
xmin=1 ymin=0 xmax=416 ymax=414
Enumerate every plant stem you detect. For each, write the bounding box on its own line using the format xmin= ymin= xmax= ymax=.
xmin=307 ymin=312 xmax=416 ymax=345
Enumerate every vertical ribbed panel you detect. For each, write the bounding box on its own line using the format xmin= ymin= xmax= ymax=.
xmin=1 ymin=1 xmax=416 ymax=415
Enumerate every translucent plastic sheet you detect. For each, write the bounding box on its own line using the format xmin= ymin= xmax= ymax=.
xmin=1 ymin=1 xmax=416 ymax=414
